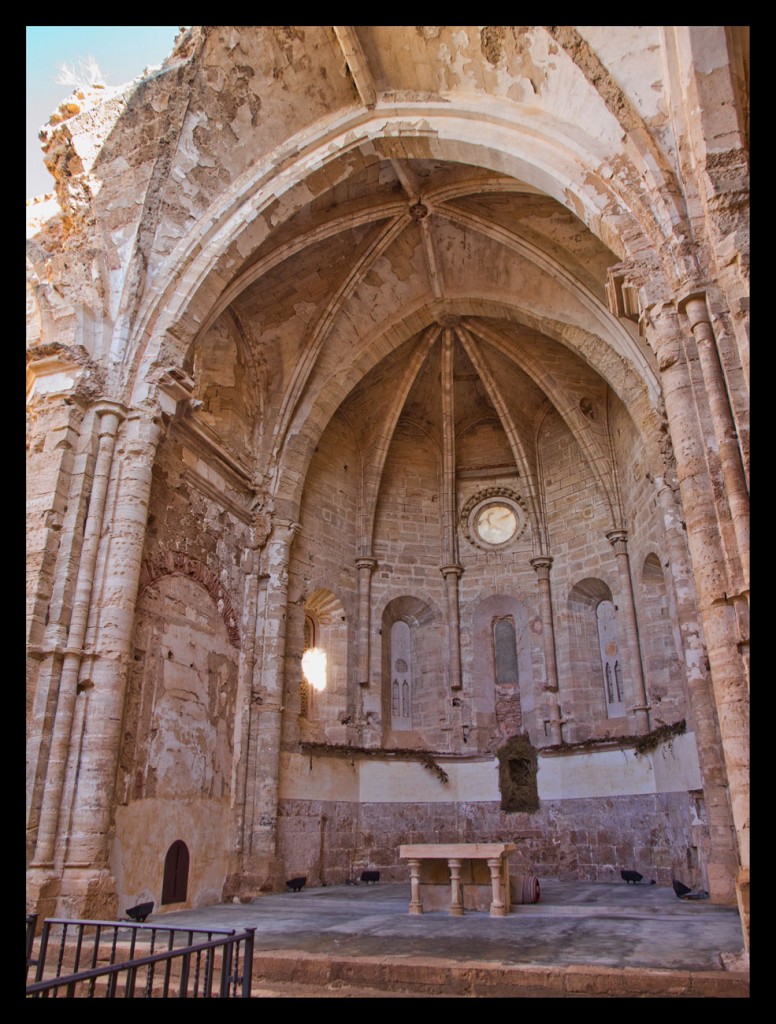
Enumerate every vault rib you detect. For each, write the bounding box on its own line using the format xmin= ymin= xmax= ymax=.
xmin=332 ymin=26 xmax=377 ymax=108
xmin=437 ymin=203 xmax=659 ymax=402
xmin=390 ymin=159 xmax=422 ymax=200
xmin=359 ymin=325 xmax=440 ymax=554
xmin=269 ymin=214 xmax=410 ymax=489
xmin=454 ymin=324 xmax=546 ymax=556
xmin=194 ymin=200 xmax=409 ymax=342
xmin=419 ymin=217 xmax=444 ymax=299
xmin=462 ymin=317 xmax=621 ymax=528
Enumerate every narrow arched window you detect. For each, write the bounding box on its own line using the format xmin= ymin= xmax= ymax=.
xmin=391 ymin=620 xmax=412 ymax=729
xmin=161 ymin=839 xmax=189 ymax=905
xmin=493 ymin=617 xmax=519 ymax=685
xmin=596 ymin=600 xmax=625 ymax=717
xmin=492 ymin=616 xmax=522 ymax=737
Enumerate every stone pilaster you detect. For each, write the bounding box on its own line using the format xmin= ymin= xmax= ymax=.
xmin=440 ymin=327 xmax=463 ymax=692
xmin=530 ymin=556 xmax=563 ymax=745
xmin=224 ymin=509 xmax=272 ymax=898
xmin=440 ymin=564 xmax=464 ymax=692
xmin=240 ymin=518 xmax=300 ymax=891
xmin=606 ymin=530 xmax=651 ymax=735
xmin=355 ymin=557 xmax=377 ymax=686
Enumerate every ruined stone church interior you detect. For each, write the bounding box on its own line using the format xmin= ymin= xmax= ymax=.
xmin=26 ymin=26 xmax=749 ymax=951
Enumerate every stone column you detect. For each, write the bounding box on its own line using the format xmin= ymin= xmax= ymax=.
xmin=241 ymin=518 xmax=300 ymax=890
xmin=644 ymin=301 xmax=749 ymax=943
xmin=606 ymin=529 xmax=651 ymax=735
xmin=58 ymin=408 xmax=164 ymax=917
xmin=680 ymin=293 xmax=749 ymax=592
xmin=355 ymin=557 xmax=377 ymax=686
xmin=31 ymin=402 xmax=125 ymax=870
xmin=27 ymin=391 xmax=93 ymax=859
xmin=407 ymin=860 xmax=423 ymax=914
xmin=440 ymin=327 xmax=463 ymax=691
xmin=654 ymin=474 xmax=740 ymax=903
xmin=487 ymin=857 xmax=507 ymax=917
xmin=225 ymin=510 xmax=272 ymax=897
xmin=530 ymin=557 xmax=564 ymax=745
xmin=440 ymin=564 xmax=464 ymax=691
xmin=448 ymin=858 xmax=464 ymax=916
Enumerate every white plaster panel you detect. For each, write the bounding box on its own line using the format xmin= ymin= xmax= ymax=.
xmin=538 ymin=732 xmax=702 ymax=800
xmin=649 ymin=731 xmax=703 ymax=791
xmin=359 ymin=758 xmax=502 ymax=803
xmin=279 ymin=750 xmax=360 ymax=801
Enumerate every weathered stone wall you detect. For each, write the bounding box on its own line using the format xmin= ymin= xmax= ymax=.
xmin=277 ymin=789 xmax=701 ymax=890
xmin=609 ymin=394 xmax=688 ymax=726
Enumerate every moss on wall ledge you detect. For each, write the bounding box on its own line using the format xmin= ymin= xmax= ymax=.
xmin=298 ymin=742 xmax=450 ymax=783
xmin=539 ymin=720 xmax=687 ymax=758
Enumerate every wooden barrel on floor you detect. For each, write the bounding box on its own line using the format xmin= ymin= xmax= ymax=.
xmin=510 ymin=874 xmax=541 ymax=904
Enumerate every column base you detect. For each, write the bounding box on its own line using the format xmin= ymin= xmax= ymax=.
xmin=26 ymin=868 xmax=61 ymax=931
xmin=50 ymin=866 xmax=119 ymax=921
xmin=226 ymin=857 xmax=286 ymax=899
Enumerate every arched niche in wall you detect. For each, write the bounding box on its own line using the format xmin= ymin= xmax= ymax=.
xmin=118 ymin=571 xmax=239 ymax=804
xmin=379 ymin=596 xmax=442 ymax=748
xmin=640 ymin=553 xmax=686 ymax=720
xmin=300 ymin=588 xmax=348 ymax=740
xmin=469 ymin=595 xmax=534 ymax=750
xmin=161 ymin=839 xmax=190 ymax=906
xmin=567 ymin=577 xmax=624 ymax=731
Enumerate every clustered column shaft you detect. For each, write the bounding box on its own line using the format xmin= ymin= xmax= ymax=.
xmin=32 ymin=403 xmax=125 ymax=868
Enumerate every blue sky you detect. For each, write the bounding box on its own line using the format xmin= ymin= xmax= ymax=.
xmin=27 ymin=26 xmax=183 ymax=198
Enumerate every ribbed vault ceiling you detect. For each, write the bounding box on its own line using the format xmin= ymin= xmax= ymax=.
xmin=198 ymin=152 xmax=644 ymax=530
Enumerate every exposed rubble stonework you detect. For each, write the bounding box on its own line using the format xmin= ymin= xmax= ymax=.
xmin=26 ymin=26 xmax=749 ymax=952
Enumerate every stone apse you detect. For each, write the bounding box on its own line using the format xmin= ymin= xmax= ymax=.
xmin=26 ymin=27 xmax=748 ymax=949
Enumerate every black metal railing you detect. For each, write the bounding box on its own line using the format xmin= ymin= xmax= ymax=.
xmin=26 ymin=917 xmax=255 ymax=998
xmin=26 ymin=913 xmax=39 ymax=973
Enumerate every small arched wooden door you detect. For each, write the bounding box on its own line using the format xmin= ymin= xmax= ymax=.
xmin=161 ymin=839 xmax=190 ymax=905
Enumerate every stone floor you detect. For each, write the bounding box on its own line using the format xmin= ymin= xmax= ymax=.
xmin=139 ymin=879 xmax=750 ymax=997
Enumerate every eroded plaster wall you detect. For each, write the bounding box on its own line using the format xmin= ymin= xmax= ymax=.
xmin=277 ymin=733 xmax=703 ymax=888
xmin=114 ymin=573 xmax=239 ymax=911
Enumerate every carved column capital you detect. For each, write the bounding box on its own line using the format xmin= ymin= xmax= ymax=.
xmin=606 ymin=529 xmax=629 ymax=555
xmin=440 ymin=563 xmax=464 ymax=579
xmin=356 ymin=556 xmax=378 ymax=572
xmin=676 ymin=290 xmax=710 ymax=328
xmin=530 ymin=556 xmax=553 ymax=580
xmin=92 ymin=400 xmax=127 ymax=436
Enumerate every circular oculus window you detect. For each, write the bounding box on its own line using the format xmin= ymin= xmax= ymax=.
xmin=461 ymin=490 xmax=527 ymax=550
xmin=473 ymin=501 xmax=519 ymax=546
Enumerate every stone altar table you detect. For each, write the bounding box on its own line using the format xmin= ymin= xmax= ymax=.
xmin=399 ymin=843 xmax=516 ymax=917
